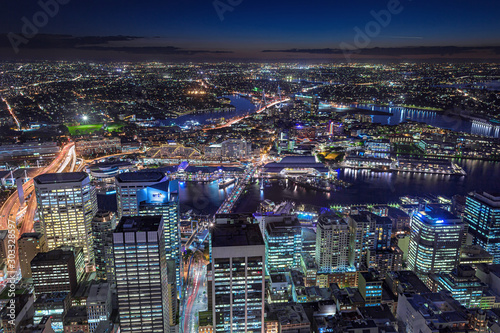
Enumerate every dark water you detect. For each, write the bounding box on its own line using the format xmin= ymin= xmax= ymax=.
xmin=98 ymin=160 xmax=500 ymax=215
xmin=161 ymin=95 xmax=256 ymax=127
xmin=235 ymin=159 xmax=500 ymax=213
xmin=355 ymin=104 xmax=499 ymax=138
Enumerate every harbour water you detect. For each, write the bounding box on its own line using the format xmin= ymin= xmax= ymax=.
xmin=162 ymin=95 xmax=256 ymax=127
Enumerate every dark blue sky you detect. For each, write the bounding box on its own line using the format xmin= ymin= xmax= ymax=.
xmin=1 ymin=0 xmax=500 ymax=59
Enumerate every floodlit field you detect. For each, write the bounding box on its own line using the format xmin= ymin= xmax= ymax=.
xmin=67 ymin=123 xmax=124 ymax=135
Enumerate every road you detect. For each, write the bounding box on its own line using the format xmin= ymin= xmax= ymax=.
xmin=183 ymin=258 xmax=207 ymax=333
xmin=203 ymin=98 xmax=290 ymax=131
xmin=0 ymin=142 xmax=75 ymax=233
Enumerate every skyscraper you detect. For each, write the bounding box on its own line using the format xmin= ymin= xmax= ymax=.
xmin=408 ymin=208 xmax=465 ymax=277
xmin=91 ymin=211 xmax=116 ymax=282
xmin=347 ymin=212 xmax=376 ymax=269
xmin=115 ymin=171 xmax=167 ymax=218
xmin=137 ymin=180 xmax=180 ymax=292
xmin=315 ymin=213 xmax=350 ymax=273
xmin=211 ymin=223 xmax=265 ymax=333
xmin=264 ymin=217 xmax=302 ymax=273
xmin=464 ymin=191 xmax=500 ymax=263
xmin=18 ymin=232 xmax=47 ymax=279
xmin=31 ymin=248 xmax=84 ymax=296
xmin=34 ymin=172 xmax=97 ymax=268
xmin=113 ymin=216 xmax=171 ymax=333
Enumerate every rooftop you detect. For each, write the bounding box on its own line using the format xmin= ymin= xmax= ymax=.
xmin=31 ymin=249 xmax=74 ymax=265
xmin=212 ymin=223 xmax=264 ymax=247
xmin=34 ymin=172 xmax=88 ymax=184
xmin=115 ymin=216 xmax=163 ymax=233
xmin=115 ymin=171 xmax=165 ymax=183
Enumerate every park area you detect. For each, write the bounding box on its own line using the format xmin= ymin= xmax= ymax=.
xmin=66 ymin=123 xmax=124 ymax=135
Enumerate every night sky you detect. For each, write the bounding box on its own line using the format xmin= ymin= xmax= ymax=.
xmin=1 ymin=0 xmax=500 ymax=60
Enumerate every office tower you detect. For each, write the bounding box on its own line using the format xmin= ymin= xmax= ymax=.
xmin=91 ymin=211 xmax=116 ymax=281
xmin=137 ymin=180 xmax=180 ymax=292
xmin=373 ymin=215 xmax=392 ymax=250
xmin=212 ymin=223 xmax=265 ymax=333
xmin=429 ymin=265 xmax=486 ymax=308
xmin=408 ymin=208 xmax=465 ymax=277
xmin=34 ymin=172 xmax=97 ymax=268
xmin=18 ymin=232 xmax=47 ymax=279
xmin=220 ymin=139 xmax=251 ymax=159
xmin=115 ymin=171 xmax=167 ymax=218
xmin=347 ymin=212 xmax=376 ymax=269
xmin=113 ymin=216 xmax=171 ymax=333
xmin=315 ymin=214 xmax=350 ymax=273
xmin=358 ymin=271 xmax=383 ymax=306
xmin=86 ymin=283 xmax=111 ymax=333
xmin=264 ymin=217 xmax=302 ymax=273
xmin=464 ymin=191 xmax=500 ymax=263
xmin=33 ymin=292 xmax=71 ymax=333
xmin=31 ymin=248 xmax=84 ymax=296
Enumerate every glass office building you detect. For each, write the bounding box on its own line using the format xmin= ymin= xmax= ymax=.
xmin=35 ymin=172 xmax=97 ymax=268
xmin=408 ymin=207 xmax=465 ymax=276
xmin=212 ymin=223 xmax=265 ymax=333
xmin=113 ymin=216 xmax=171 ymax=333
xmin=464 ymin=191 xmax=500 ymax=264
xmin=264 ymin=218 xmax=302 ymax=273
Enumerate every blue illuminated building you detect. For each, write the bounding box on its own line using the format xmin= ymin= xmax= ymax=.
xmin=464 ymin=192 xmax=500 ymax=264
xmin=137 ymin=180 xmax=181 ymax=294
xmin=408 ymin=207 xmax=465 ymax=277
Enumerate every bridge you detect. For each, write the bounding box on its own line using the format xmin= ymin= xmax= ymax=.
xmin=216 ymin=165 xmax=256 ymax=214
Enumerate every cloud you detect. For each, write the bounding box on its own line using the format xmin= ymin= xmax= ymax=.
xmin=0 ymin=34 xmax=232 ymax=55
xmin=261 ymin=46 xmax=500 ymax=57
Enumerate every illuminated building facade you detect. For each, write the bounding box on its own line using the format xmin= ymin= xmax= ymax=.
xmin=35 ymin=172 xmax=97 ymax=268
xmin=113 ymin=216 xmax=171 ymax=333
xmin=315 ymin=214 xmax=350 ymax=273
xmin=137 ymin=180 xmax=180 ymax=292
xmin=429 ymin=265 xmax=486 ymax=308
xmin=264 ymin=218 xmax=302 ymax=273
xmin=31 ymin=248 xmax=85 ymax=296
xmin=91 ymin=211 xmax=116 ymax=281
xmin=18 ymin=232 xmax=47 ymax=279
xmin=464 ymin=191 xmax=500 ymax=264
xmin=348 ymin=212 xmax=376 ymax=269
xmin=115 ymin=171 xmax=167 ymax=218
xmin=408 ymin=208 xmax=465 ymax=277
xmin=212 ymin=223 xmax=265 ymax=333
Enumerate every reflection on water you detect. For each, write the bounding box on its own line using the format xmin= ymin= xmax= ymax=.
xmin=235 ymin=159 xmax=500 ymax=213
xmin=162 ymin=95 xmax=257 ymax=126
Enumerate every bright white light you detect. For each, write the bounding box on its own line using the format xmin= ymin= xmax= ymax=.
xmin=82 ymin=115 xmax=88 ymax=121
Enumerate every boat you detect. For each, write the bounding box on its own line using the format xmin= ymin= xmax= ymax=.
xmin=219 ymin=178 xmax=236 ymax=189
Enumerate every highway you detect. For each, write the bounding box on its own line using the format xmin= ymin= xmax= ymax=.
xmin=0 ymin=142 xmax=75 ymax=239
xmin=183 ymin=257 xmax=207 ymax=333
xmin=203 ymin=98 xmax=290 ymax=131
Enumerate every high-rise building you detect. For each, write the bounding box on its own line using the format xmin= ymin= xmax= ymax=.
xmin=264 ymin=217 xmax=302 ymax=273
xmin=220 ymin=139 xmax=251 ymax=159
xmin=31 ymin=248 xmax=85 ymax=296
xmin=33 ymin=292 xmax=71 ymax=333
xmin=137 ymin=180 xmax=180 ymax=292
xmin=34 ymin=172 xmax=97 ymax=268
xmin=348 ymin=212 xmax=376 ymax=269
xmin=211 ymin=223 xmax=265 ymax=333
xmin=464 ymin=191 xmax=500 ymax=263
xmin=408 ymin=208 xmax=465 ymax=277
xmin=429 ymin=265 xmax=486 ymax=308
xmin=91 ymin=211 xmax=116 ymax=281
xmin=315 ymin=214 xmax=350 ymax=273
xmin=18 ymin=233 xmax=47 ymax=279
xmin=113 ymin=216 xmax=172 ymax=333
xmin=86 ymin=283 xmax=112 ymax=333
xmin=115 ymin=171 xmax=167 ymax=218
xmin=373 ymin=215 xmax=392 ymax=250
